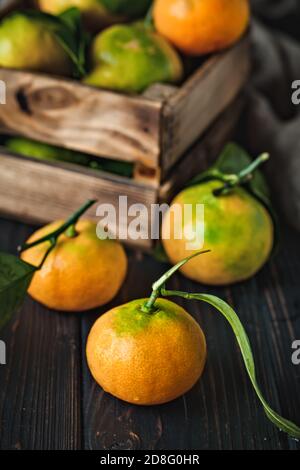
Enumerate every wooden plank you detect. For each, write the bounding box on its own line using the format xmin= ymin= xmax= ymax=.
xmin=0 ymin=69 xmax=162 ymax=167
xmin=143 ymin=83 xmax=178 ymax=102
xmin=0 ymin=219 xmax=82 ymax=450
xmin=160 ymin=95 xmax=245 ymax=194
xmin=0 ymin=220 xmax=299 ymax=449
xmin=261 ymin=231 xmax=300 ymax=451
xmin=0 ymin=151 xmax=157 ymax=249
xmin=161 ymin=35 xmax=251 ymax=173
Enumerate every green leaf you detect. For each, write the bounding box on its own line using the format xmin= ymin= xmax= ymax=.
xmin=57 ymin=8 xmax=88 ymax=78
xmin=0 ymin=253 xmax=37 ymax=330
xmin=100 ymin=0 xmax=152 ymax=17
xmin=162 ymin=288 xmax=300 ymax=439
xmin=19 ymin=9 xmax=87 ymax=78
xmin=152 ymin=243 xmax=169 ymax=264
xmin=188 ymin=143 xmax=270 ymax=198
xmin=98 ymin=159 xmax=134 ymax=178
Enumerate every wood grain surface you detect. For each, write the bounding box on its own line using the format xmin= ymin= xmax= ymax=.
xmin=0 ymin=69 xmax=162 ymax=168
xmin=0 ymin=217 xmax=299 ymax=450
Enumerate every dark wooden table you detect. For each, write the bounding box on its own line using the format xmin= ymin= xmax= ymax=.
xmin=0 ymin=216 xmax=299 ymax=451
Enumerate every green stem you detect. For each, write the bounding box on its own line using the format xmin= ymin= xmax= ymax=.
xmin=214 ymin=153 xmax=269 ymax=196
xmin=144 ymin=3 xmax=154 ymax=28
xmin=18 ymin=199 xmax=97 ymax=266
xmin=65 ymin=224 xmax=78 ymax=238
xmin=142 ymin=250 xmax=210 ymax=313
xmin=161 ymin=288 xmax=300 ymax=439
xmin=239 ymin=153 xmax=269 ymax=179
xmin=141 ymin=290 xmax=159 ymax=314
xmin=36 ymin=238 xmax=56 ymax=269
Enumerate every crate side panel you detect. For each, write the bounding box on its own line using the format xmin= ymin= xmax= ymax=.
xmin=0 ymin=153 xmax=157 ymax=249
xmin=162 ymin=36 xmax=250 ymax=174
xmin=160 ymin=95 xmax=245 ymax=201
xmin=0 ymin=70 xmax=162 ymax=168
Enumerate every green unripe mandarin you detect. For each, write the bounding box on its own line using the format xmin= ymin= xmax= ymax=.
xmin=84 ymin=23 xmax=183 ymax=93
xmin=0 ymin=13 xmax=72 ymax=75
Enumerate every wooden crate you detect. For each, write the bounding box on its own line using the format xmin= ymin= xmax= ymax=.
xmin=0 ymin=36 xmax=250 ymax=186
xmin=0 ymin=97 xmax=244 ymax=250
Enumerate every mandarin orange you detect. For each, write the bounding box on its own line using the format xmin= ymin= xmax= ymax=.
xmin=21 ymin=220 xmax=127 ymax=311
xmin=86 ymin=298 xmax=206 ymax=405
xmin=153 ymin=0 xmax=250 ymax=55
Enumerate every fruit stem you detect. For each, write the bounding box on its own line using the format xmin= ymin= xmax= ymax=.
xmin=18 ymin=199 xmax=96 ymax=255
xmin=142 ymin=250 xmax=211 ymax=313
xmin=65 ymin=224 xmax=78 ymax=238
xmin=214 ymin=153 xmax=269 ymax=197
xmin=36 ymin=238 xmax=56 ymax=269
xmin=142 ymin=290 xmax=159 ymax=314
xmin=144 ymin=3 xmax=154 ymax=28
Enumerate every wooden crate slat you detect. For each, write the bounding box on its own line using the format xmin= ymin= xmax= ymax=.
xmin=160 ymin=95 xmax=245 ymax=199
xmin=161 ymin=36 xmax=250 ymax=174
xmin=0 ymin=69 xmax=162 ymax=167
xmin=0 ymin=152 xmax=157 ymax=249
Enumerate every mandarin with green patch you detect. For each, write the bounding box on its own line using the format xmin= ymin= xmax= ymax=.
xmin=21 ymin=220 xmax=127 ymax=311
xmin=84 ymin=23 xmax=183 ymax=93
xmin=86 ymin=298 xmax=206 ymax=405
xmin=0 ymin=11 xmax=73 ymax=75
xmin=162 ymin=180 xmax=274 ymax=285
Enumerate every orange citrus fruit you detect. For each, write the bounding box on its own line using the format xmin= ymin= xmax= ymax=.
xmin=162 ymin=180 xmax=273 ymax=285
xmin=86 ymin=298 xmax=206 ymax=405
xmin=153 ymin=0 xmax=250 ymax=55
xmin=21 ymin=220 xmax=127 ymax=311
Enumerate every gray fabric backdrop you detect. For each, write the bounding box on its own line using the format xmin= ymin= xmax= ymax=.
xmin=247 ymin=0 xmax=300 ymax=230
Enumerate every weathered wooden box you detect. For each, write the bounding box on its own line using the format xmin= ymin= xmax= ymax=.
xmin=0 ymin=35 xmax=250 ymax=249
xmin=0 ymin=36 xmax=249 ymax=182
xmin=0 ymin=97 xmax=244 ymax=249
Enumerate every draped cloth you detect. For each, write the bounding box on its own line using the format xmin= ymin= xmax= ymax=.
xmin=245 ymin=1 xmax=300 ymax=230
